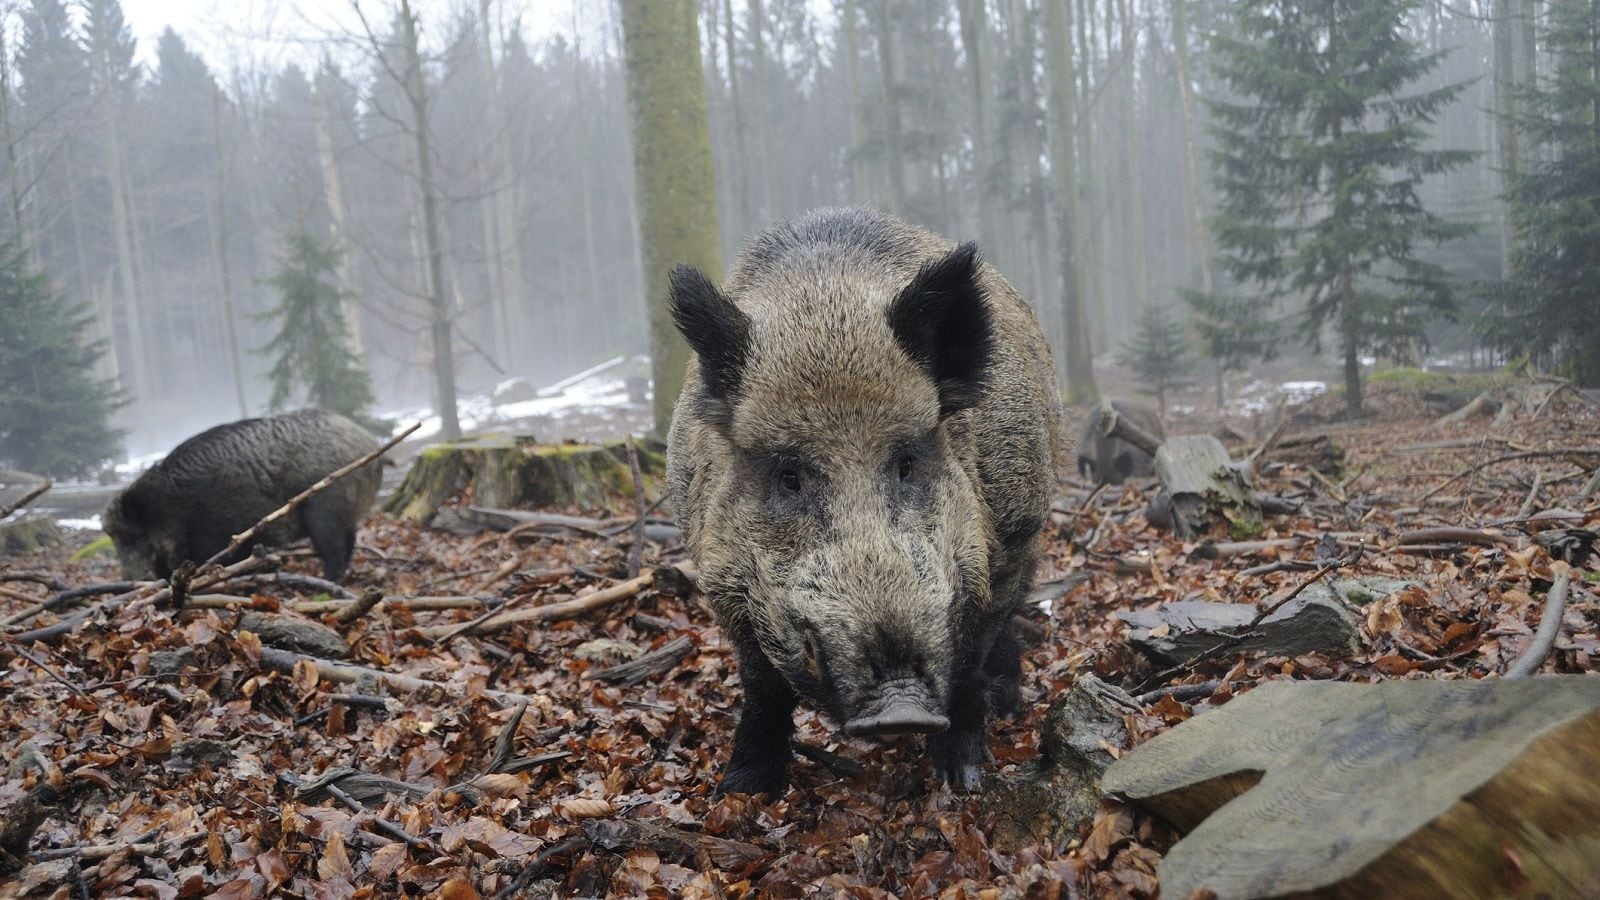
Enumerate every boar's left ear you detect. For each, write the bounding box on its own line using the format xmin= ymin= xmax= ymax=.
xmin=887 ymin=242 xmax=994 ymax=416
xmin=670 ymin=265 xmax=752 ymax=426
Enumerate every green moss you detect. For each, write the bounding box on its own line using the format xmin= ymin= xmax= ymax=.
xmin=70 ymin=534 xmax=115 ymax=560
xmin=1365 ymin=367 xmax=1510 ymax=392
xmin=1228 ymin=516 xmax=1267 ymax=541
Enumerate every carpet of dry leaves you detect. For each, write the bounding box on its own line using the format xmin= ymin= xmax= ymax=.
xmin=2 ymin=382 xmax=1597 ymax=898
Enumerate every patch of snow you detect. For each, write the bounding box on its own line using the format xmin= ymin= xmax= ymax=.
xmin=1278 ymin=381 xmax=1327 ymax=404
xmin=58 ymin=515 xmax=102 ymax=531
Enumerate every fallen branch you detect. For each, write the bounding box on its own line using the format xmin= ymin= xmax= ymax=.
xmin=1133 ymin=559 xmax=1346 ymax=693
xmin=1504 ymin=565 xmax=1571 ymax=679
xmin=9 ymin=556 xmax=273 ymax=645
xmin=1421 ymin=448 xmax=1600 ymax=502
xmin=0 ymin=480 xmax=52 ymax=519
xmin=1518 ymin=472 xmax=1543 ymax=519
xmin=794 ymin=741 xmax=866 ymax=779
xmin=331 ymin=588 xmax=384 ymax=625
xmin=204 ymin=421 xmax=419 ymax=569
xmin=257 ymin=646 xmax=538 ymax=707
xmin=1395 ymin=527 xmax=1514 ymax=548
xmin=1193 ymin=538 xmax=1305 ymax=560
xmin=593 ymin=635 xmax=694 ymax=686
xmin=414 ymin=571 xmax=657 ymax=639
xmin=0 ymin=582 xmax=144 ymax=628
xmin=1433 ymin=390 xmax=1494 ymax=428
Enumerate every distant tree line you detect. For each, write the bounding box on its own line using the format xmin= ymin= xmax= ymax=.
xmin=3 ymin=0 xmax=1590 ymax=477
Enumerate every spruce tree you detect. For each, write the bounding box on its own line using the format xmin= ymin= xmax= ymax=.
xmin=0 ymin=242 xmax=122 ymax=477
xmin=1481 ymin=1 xmax=1600 ymax=383
xmin=1117 ymin=305 xmax=1197 ymax=410
xmin=256 ymin=230 xmax=387 ymax=434
xmin=1200 ymin=0 xmax=1473 ymax=416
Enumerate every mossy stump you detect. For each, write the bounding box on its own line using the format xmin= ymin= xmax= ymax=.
xmin=385 ymin=434 xmax=666 ymax=524
xmin=0 ymin=515 xmax=63 ymax=555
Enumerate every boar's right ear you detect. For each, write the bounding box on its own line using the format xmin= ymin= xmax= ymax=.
xmin=670 ymin=265 xmax=751 ymax=427
xmin=887 ymin=242 xmax=993 ymax=416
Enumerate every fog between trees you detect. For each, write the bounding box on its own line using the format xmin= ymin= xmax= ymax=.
xmin=0 ymin=0 xmax=1579 ymax=473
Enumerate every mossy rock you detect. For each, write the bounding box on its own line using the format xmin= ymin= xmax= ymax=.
xmin=0 ymin=515 xmax=63 ymax=555
xmin=385 ymin=434 xmax=666 ymax=523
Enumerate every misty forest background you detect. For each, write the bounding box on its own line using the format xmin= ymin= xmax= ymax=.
xmin=0 ymin=0 xmax=1594 ymax=478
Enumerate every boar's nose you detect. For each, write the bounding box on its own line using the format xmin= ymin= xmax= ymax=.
xmin=844 ymin=678 xmax=949 ymax=736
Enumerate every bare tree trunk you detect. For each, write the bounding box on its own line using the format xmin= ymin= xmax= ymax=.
xmin=1076 ymin=0 xmax=1103 ymax=351
xmin=211 ymin=85 xmax=248 ymax=418
xmin=720 ymin=0 xmax=751 ymax=237
xmin=400 ymin=0 xmax=460 ymax=440
xmin=1493 ymin=0 xmax=1518 ymax=271
xmin=1046 ymin=0 xmax=1097 ymax=402
xmin=843 ymin=0 xmax=869 ymax=203
xmin=0 ymin=26 xmax=25 ymax=245
xmin=746 ymin=0 xmax=777 ymax=223
xmin=481 ymin=0 xmax=526 ymax=371
xmin=870 ymin=0 xmax=908 ymax=213
xmin=1171 ymin=0 xmax=1213 ymax=295
xmin=1120 ymin=0 xmax=1148 ymax=310
xmin=102 ymin=111 xmax=148 ymax=406
xmin=313 ymin=73 xmax=367 ymax=360
xmin=958 ymin=0 xmax=996 ymax=249
xmin=619 ymin=0 xmax=724 ymax=437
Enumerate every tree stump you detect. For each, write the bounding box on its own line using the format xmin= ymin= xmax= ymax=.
xmin=1156 ymin=436 xmax=1261 ymax=538
xmin=385 ymin=435 xmax=665 ymax=523
xmin=1102 ymin=677 xmax=1600 ymax=899
xmin=0 ymin=515 xmax=62 ymax=554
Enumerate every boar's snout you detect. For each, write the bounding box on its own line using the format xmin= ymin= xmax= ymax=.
xmin=844 ymin=678 xmax=949 ymax=737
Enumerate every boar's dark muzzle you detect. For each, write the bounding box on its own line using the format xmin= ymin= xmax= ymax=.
xmin=843 ymin=679 xmax=949 ymax=736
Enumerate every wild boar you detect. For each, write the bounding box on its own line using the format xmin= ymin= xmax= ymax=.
xmin=103 ymin=409 xmax=382 ymax=582
xmin=1076 ymin=398 xmax=1164 ymax=484
xmin=666 ymin=208 xmax=1062 ymax=794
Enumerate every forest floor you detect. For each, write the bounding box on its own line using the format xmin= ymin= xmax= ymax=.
xmin=2 ymin=377 xmax=1597 ymax=898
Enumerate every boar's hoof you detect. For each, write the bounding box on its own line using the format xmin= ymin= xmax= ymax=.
xmin=930 ymin=730 xmax=989 ymax=792
xmin=715 ymin=762 xmax=788 ymax=799
xmin=844 ymin=681 xmax=950 ymax=737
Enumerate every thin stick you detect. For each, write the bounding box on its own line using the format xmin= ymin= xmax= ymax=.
xmin=1 ymin=640 xmax=97 ymax=704
xmin=0 ymin=582 xmax=144 ymax=628
xmin=1504 ymin=565 xmax=1570 ymax=679
xmin=324 ymin=781 xmax=437 ymax=852
xmin=625 ymin=436 xmax=647 ymax=578
xmin=1517 ymin=472 xmax=1543 ymax=519
xmin=414 ymin=571 xmax=655 ymax=639
xmin=203 ymin=421 xmax=419 ymax=568
xmin=0 ymin=479 xmax=52 ymax=518
xmin=332 ymin=588 xmax=384 ymax=625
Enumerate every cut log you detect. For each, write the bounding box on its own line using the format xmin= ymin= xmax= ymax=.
xmin=1155 ymin=436 xmax=1261 ymax=538
xmin=1102 ymin=677 xmax=1600 ymax=900
xmin=982 ymin=675 xmax=1139 ymax=851
xmin=1119 ymin=581 xmax=1372 ymax=665
xmin=385 ymin=435 xmax=666 ymax=524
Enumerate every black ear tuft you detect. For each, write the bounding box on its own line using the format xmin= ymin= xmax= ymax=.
xmin=669 ymin=265 xmax=752 ymax=425
xmin=886 ymin=242 xmax=994 ymax=416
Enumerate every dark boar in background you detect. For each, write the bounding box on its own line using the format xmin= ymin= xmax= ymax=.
xmin=103 ymin=409 xmax=382 ymax=582
xmin=1076 ymin=398 xmax=1164 ymax=484
xmin=666 ymin=208 xmax=1062 ymax=794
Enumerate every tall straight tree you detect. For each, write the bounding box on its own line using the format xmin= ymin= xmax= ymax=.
xmin=619 ymin=0 xmax=723 ymax=436
xmin=1045 ymin=0 xmax=1097 ymax=402
xmin=1484 ymin=0 xmax=1600 ymax=383
xmin=1204 ymin=0 xmax=1472 ymax=416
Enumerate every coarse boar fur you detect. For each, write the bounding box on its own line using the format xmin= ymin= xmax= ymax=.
xmin=1076 ymin=398 xmax=1164 ymax=484
xmin=103 ymin=409 xmax=382 ymax=582
xmin=666 ymin=208 xmax=1062 ymax=794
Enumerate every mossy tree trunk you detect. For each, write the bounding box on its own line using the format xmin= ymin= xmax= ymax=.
xmin=619 ymin=0 xmax=723 ymax=440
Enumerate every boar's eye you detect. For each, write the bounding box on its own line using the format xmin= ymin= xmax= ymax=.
xmin=897 ymin=455 xmax=915 ymax=482
xmin=778 ymin=468 xmax=802 ymax=493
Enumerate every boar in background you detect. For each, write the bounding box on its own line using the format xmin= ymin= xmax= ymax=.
xmin=103 ymin=409 xmax=382 ymax=582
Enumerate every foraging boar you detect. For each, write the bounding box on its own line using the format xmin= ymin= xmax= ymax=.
xmin=1076 ymin=398 xmax=1164 ymax=484
xmin=103 ymin=409 xmax=382 ymax=582
xmin=666 ymin=208 xmax=1062 ymax=794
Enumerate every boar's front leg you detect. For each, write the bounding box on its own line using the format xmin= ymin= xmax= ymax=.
xmin=928 ymin=666 xmax=991 ymax=791
xmin=717 ymin=641 xmax=798 ymax=797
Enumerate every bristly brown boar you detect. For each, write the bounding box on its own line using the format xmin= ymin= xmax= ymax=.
xmin=666 ymin=208 xmax=1062 ymax=795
